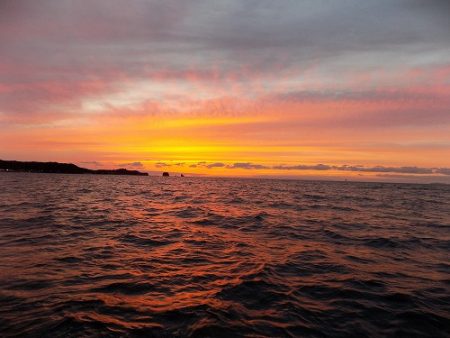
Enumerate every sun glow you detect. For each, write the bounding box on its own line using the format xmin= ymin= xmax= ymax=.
xmin=1 ymin=1 xmax=449 ymax=183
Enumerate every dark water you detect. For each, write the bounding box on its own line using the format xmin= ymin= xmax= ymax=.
xmin=0 ymin=173 xmax=449 ymax=337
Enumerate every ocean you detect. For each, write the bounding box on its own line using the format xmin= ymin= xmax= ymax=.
xmin=0 ymin=173 xmax=449 ymax=337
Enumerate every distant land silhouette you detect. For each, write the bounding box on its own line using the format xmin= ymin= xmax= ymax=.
xmin=0 ymin=160 xmax=148 ymax=176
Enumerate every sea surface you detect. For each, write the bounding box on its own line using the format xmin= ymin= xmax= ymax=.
xmin=0 ymin=173 xmax=449 ymax=337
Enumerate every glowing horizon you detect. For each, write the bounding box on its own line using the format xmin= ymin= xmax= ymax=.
xmin=1 ymin=1 xmax=450 ymax=182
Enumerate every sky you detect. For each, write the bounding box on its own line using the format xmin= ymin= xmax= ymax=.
xmin=1 ymin=0 xmax=450 ymax=182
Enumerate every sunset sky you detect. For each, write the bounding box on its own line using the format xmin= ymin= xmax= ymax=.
xmin=1 ymin=0 xmax=450 ymax=182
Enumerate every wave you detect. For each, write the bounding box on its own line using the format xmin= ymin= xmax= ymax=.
xmin=0 ymin=174 xmax=449 ymax=337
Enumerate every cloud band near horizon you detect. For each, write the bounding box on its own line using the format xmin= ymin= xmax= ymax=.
xmin=145 ymin=161 xmax=450 ymax=176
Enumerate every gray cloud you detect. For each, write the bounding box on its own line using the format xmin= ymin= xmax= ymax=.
xmin=436 ymin=168 xmax=450 ymax=175
xmin=206 ymin=162 xmax=226 ymax=169
xmin=226 ymin=162 xmax=270 ymax=170
xmin=198 ymin=162 xmax=450 ymax=176
xmin=155 ymin=162 xmax=185 ymax=168
xmin=273 ymin=164 xmax=444 ymax=175
xmin=277 ymin=89 xmax=448 ymax=104
xmin=1 ymin=0 xmax=449 ymax=123
xmin=273 ymin=164 xmax=331 ymax=171
xmin=336 ymin=165 xmax=433 ymax=174
xmin=119 ymin=161 xmax=144 ymax=168
xmin=189 ymin=161 xmax=208 ymax=168
xmin=305 ymin=165 xmax=447 ymax=175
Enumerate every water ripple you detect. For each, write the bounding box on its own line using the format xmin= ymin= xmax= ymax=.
xmin=0 ymin=173 xmax=449 ymax=337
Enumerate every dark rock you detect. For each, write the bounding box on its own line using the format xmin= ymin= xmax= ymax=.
xmin=0 ymin=160 xmax=148 ymax=176
xmin=162 ymin=172 xmax=170 ymax=177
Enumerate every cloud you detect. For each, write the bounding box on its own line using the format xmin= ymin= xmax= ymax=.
xmin=155 ymin=162 xmax=185 ymax=168
xmin=276 ymin=89 xmax=449 ymax=104
xmin=275 ymin=164 xmax=448 ymax=175
xmin=336 ymin=165 xmax=433 ymax=174
xmin=1 ymin=0 xmax=449 ymax=125
xmin=196 ymin=161 xmax=450 ymax=176
xmin=226 ymin=162 xmax=270 ymax=170
xmin=273 ymin=164 xmax=331 ymax=171
xmin=119 ymin=161 xmax=144 ymax=168
xmin=1 ymin=1 xmax=449 ymax=173
xmin=206 ymin=162 xmax=226 ymax=169
xmin=436 ymin=168 xmax=450 ymax=175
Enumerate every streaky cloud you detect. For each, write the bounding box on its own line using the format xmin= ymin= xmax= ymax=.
xmin=198 ymin=162 xmax=450 ymax=176
xmin=273 ymin=164 xmax=331 ymax=171
xmin=206 ymin=162 xmax=226 ymax=169
xmin=119 ymin=161 xmax=144 ymax=168
xmin=227 ymin=162 xmax=270 ymax=170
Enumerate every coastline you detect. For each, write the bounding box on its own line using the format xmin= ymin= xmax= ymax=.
xmin=0 ymin=160 xmax=148 ymax=176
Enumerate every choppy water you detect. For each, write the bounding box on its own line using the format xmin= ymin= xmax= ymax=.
xmin=0 ymin=173 xmax=449 ymax=337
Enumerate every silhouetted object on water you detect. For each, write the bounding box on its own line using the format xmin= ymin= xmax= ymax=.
xmin=181 ymin=174 xmax=185 ymax=177
xmin=162 ymin=172 xmax=170 ymax=177
xmin=0 ymin=160 xmax=148 ymax=176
